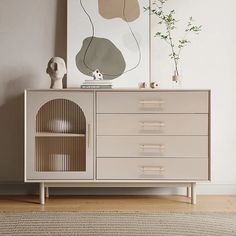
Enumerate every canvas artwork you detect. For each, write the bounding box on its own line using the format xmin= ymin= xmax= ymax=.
xmin=67 ymin=0 xmax=150 ymax=88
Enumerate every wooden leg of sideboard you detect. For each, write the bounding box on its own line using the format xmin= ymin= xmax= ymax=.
xmin=191 ymin=183 xmax=196 ymax=205
xmin=45 ymin=187 xmax=49 ymax=198
xmin=187 ymin=186 xmax=191 ymax=198
xmin=40 ymin=182 xmax=45 ymax=205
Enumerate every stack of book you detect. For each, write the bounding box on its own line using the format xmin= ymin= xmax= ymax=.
xmin=81 ymin=80 xmax=112 ymax=89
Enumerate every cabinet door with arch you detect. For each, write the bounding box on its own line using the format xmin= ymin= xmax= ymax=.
xmin=25 ymin=90 xmax=94 ymax=180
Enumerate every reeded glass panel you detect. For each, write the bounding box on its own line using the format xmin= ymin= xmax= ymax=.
xmin=35 ymin=99 xmax=86 ymax=172
xmin=36 ymin=137 xmax=85 ymax=172
xmin=36 ymin=99 xmax=86 ymax=134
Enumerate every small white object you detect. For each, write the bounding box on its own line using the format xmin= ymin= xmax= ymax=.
xmin=49 ymin=154 xmax=70 ymax=171
xmin=47 ymin=119 xmax=71 ymax=133
xmin=139 ymin=82 xmax=147 ymax=88
xmin=92 ymin=69 xmax=103 ymax=80
xmin=150 ymin=81 xmax=158 ymax=89
xmin=139 ymin=81 xmax=158 ymax=89
xmin=46 ymin=57 xmax=67 ymax=89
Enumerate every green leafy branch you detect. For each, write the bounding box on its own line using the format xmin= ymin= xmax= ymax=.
xmin=144 ymin=0 xmax=202 ymax=76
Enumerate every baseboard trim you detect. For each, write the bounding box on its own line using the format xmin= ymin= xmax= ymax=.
xmin=197 ymin=182 xmax=236 ymax=195
xmin=0 ymin=182 xmax=235 ymax=195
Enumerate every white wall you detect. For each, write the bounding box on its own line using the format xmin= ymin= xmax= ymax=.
xmin=151 ymin=0 xmax=236 ymax=192
xmin=0 ymin=0 xmax=235 ymax=194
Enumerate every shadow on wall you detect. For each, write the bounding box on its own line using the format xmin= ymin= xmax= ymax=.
xmin=0 ymin=0 xmax=67 ymax=186
xmin=55 ymin=0 xmax=67 ymax=88
xmin=0 ymin=74 xmax=34 ymax=182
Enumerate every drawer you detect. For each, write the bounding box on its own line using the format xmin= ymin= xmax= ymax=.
xmin=97 ymin=91 xmax=209 ymax=114
xmin=97 ymin=136 xmax=208 ymax=158
xmin=97 ymin=158 xmax=208 ymax=180
xmin=97 ymin=114 xmax=208 ymax=135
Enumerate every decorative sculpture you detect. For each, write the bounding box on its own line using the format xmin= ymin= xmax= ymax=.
xmin=46 ymin=57 xmax=67 ymax=89
xmin=139 ymin=81 xmax=158 ymax=89
xmin=92 ymin=69 xmax=103 ymax=80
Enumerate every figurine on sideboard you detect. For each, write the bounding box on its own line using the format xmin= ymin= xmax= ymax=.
xmin=139 ymin=81 xmax=158 ymax=89
xmin=92 ymin=69 xmax=103 ymax=80
xmin=46 ymin=57 xmax=67 ymax=89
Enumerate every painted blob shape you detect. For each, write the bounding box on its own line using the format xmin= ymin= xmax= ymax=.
xmin=76 ymin=37 xmax=126 ymax=80
xmin=98 ymin=0 xmax=140 ymax=22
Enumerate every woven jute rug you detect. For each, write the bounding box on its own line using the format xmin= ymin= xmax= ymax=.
xmin=0 ymin=212 xmax=235 ymax=235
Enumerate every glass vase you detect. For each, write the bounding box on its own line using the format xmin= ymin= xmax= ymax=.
xmin=172 ymin=74 xmax=182 ymax=89
xmin=171 ymin=63 xmax=182 ymax=89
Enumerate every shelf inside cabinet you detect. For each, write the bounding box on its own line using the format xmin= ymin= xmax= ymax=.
xmin=35 ymin=132 xmax=85 ymax=137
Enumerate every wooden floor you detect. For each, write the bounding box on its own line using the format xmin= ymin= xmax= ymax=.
xmin=0 ymin=195 xmax=235 ymax=212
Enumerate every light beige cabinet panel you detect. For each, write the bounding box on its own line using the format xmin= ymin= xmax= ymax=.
xmin=25 ymin=90 xmax=94 ymax=180
xmin=97 ymin=91 xmax=209 ymax=114
xmin=97 ymin=158 xmax=208 ymax=180
xmin=97 ymin=114 xmax=208 ymax=136
xmin=97 ymin=136 xmax=208 ymax=158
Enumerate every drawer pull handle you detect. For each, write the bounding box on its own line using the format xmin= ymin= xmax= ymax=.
xmin=140 ymin=122 xmax=165 ymax=127
xmin=139 ymin=100 xmax=164 ymax=106
xmin=141 ymin=166 xmax=165 ymax=173
xmin=140 ymin=144 xmax=165 ymax=150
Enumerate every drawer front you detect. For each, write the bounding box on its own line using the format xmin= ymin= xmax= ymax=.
xmin=97 ymin=114 xmax=208 ymax=136
xmin=97 ymin=158 xmax=208 ymax=180
xmin=97 ymin=136 xmax=208 ymax=158
xmin=97 ymin=91 xmax=209 ymax=114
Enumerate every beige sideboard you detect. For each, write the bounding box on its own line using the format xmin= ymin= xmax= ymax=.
xmin=25 ymin=89 xmax=211 ymax=204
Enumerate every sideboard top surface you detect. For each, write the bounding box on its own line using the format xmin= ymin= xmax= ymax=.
xmin=25 ymin=89 xmax=211 ymax=92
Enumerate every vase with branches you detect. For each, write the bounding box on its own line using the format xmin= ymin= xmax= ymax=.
xmin=144 ymin=0 xmax=202 ymax=85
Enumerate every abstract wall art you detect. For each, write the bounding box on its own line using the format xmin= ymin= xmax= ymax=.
xmin=67 ymin=0 xmax=150 ymax=88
